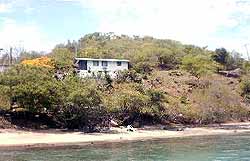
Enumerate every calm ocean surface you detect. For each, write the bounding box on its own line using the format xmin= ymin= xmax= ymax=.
xmin=1 ymin=133 xmax=250 ymax=161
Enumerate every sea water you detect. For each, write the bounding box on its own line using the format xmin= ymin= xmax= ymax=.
xmin=1 ymin=133 xmax=250 ymax=161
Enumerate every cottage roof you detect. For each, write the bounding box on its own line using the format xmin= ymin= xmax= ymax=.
xmin=75 ymin=57 xmax=129 ymax=62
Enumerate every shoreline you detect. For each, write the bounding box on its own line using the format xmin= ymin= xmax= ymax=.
xmin=1 ymin=122 xmax=250 ymax=150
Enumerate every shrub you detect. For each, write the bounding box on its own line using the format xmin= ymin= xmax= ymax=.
xmin=158 ymin=54 xmax=179 ymax=70
xmin=191 ymin=82 xmax=248 ymax=123
xmin=146 ymin=89 xmax=166 ymax=114
xmin=0 ymin=65 xmax=61 ymax=112
xmin=50 ymin=48 xmax=74 ymax=69
xmin=181 ymin=54 xmax=217 ymax=78
xmin=0 ymin=85 xmax=10 ymax=109
xmin=240 ymin=78 xmax=250 ymax=103
xmin=242 ymin=61 xmax=250 ymax=74
xmin=103 ymin=83 xmax=167 ymax=126
xmin=56 ymin=81 xmax=106 ymax=130
xmin=163 ymin=96 xmax=201 ymax=124
xmin=105 ymin=83 xmax=149 ymax=113
xmin=133 ymin=62 xmax=154 ymax=75
xmin=116 ymin=70 xmax=142 ymax=83
xmin=0 ymin=66 xmax=108 ymax=130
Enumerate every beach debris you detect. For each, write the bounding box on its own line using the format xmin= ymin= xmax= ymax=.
xmin=163 ymin=124 xmax=185 ymax=131
xmin=127 ymin=125 xmax=135 ymax=132
xmin=176 ymin=127 xmax=185 ymax=131
xmin=110 ymin=120 xmax=119 ymax=127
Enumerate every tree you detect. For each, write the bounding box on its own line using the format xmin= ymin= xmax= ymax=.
xmin=213 ymin=48 xmax=229 ymax=65
xmin=0 ymin=65 xmax=107 ymax=130
xmin=213 ymin=48 xmax=244 ymax=70
xmin=0 ymin=65 xmax=60 ymax=112
xmin=50 ymin=48 xmax=74 ymax=69
xmin=54 ymin=78 xmax=107 ymax=130
xmin=225 ymin=51 xmax=244 ymax=70
xmin=21 ymin=56 xmax=54 ymax=68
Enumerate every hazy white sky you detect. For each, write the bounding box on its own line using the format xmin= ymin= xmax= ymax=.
xmin=0 ymin=0 xmax=250 ymax=56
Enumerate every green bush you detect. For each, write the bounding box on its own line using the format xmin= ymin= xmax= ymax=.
xmin=0 ymin=65 xmax=61 ymax=112
xmin=0 ymin=85 xmax=10 ymax=109
xmin=181 ymin=54 xmax=217 ymax=77
xmin=103 ymin=83 xmax=167 ymax=126
xmin=105 ymin=83 xmax=149 ymax=113
xmin=157 ymin=54 xmax=179 ymax=70
xmin=240 ymin=78 xmax=250 ymax=103
xmin=242 ymin=61 xmax=250 ymax=74
xmin=133 ymin=62 xmax=154 ymax=75
xmin=50 ymin=48 xmax=74 ymax=69
xmin=56 ymin=81 xmax=106 ymax=130
xmin=146 ymin=89 xmax=166 ymax=114
xmin=116 ymin=70 xmax=142 ymax=83
xmin=0 ymin=65 xmax=108 ymax=130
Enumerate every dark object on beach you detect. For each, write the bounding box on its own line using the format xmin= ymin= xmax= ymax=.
xmin=163 ymin=125 xmax=185 ymax=131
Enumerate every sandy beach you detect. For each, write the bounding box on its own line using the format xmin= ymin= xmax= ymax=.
xmin=1 ymin=122 xmax=250 ymax=149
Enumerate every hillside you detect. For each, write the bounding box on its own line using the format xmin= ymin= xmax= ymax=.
xmin=0 ymin=32 xmax=250 ymax=131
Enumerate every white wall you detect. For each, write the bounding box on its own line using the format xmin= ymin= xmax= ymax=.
xmin=78 ymin=60 xmax=129 ymax=78
xmin=0 ymin=66 xmax=9 ymax=72
xmin=87 ymin=60 xmax=128 ymax=72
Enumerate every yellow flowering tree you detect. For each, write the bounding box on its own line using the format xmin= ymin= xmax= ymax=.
xmin=21 ymin=56 xmax=55 ymax=68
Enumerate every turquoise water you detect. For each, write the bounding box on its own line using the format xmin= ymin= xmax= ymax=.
xmin=1 ymin=133 xmax=250 ymax=161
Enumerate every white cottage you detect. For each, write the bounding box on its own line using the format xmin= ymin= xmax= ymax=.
xmin=75 ymin=58 xmax=129 ymax=78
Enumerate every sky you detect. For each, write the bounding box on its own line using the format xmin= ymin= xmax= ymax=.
xmin=0 ymin=0 xmax=250 ymax=57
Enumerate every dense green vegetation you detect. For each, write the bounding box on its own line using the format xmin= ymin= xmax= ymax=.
xmin=0 ymin=32 xmax=250 ymax=131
